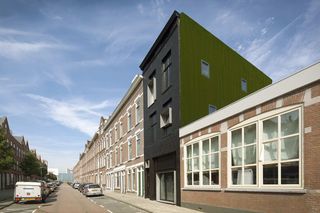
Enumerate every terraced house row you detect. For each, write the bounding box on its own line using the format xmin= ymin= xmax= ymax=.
xmin=73 ymin=11 xmax=320 ymax=212
xmin=0 ymin=116 xmax=48 ymax=191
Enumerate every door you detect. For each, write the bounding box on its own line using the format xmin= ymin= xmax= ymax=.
xmin=156 ymin=171 xmax=176 ymax=203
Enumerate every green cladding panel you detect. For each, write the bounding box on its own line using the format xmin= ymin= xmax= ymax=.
xmin=179 ymin=13 xmax=272 ymax=127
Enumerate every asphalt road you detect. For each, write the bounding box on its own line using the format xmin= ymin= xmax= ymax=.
xmin=0 ymin=184 xmax=147 ymax=213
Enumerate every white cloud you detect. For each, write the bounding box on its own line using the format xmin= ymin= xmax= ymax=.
xmin=0 ymin=40 xmax=71 ymax=60
xmin=26 ymin=94 xmax=118 ymax=136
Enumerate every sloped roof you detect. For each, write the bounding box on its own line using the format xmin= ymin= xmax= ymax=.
xmin=14 ymin=136 xmax=24 ymax=143
xmin=0 ymin=116 xmax=7 ymax=125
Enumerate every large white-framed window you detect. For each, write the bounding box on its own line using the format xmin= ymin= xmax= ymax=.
xmin=120 ymin=145 xmax=123 ymax=164
xmin=184 ymin=133 xmax=220 ymax=188
xmin=228 ymin=106 xmax=302 ymax=188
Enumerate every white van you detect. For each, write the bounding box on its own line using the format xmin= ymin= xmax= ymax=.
xmin=14 ymin=182 xmax=47 ymax=203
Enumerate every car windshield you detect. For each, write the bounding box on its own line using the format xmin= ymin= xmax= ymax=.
xmin=88 ymin=184 xmax=100 ymax=188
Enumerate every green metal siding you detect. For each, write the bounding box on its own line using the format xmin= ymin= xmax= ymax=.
xmin=179 ymin=13 xmax=272 ymax=127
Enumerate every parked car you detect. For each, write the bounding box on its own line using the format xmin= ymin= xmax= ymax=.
xmin=14 ymin=182 xmax=47 ymax=203
xmin=47 ymin=182 xmax=57 ymax=193
xmin=73 ymin=183 xmax=80 ymax=189
xmin=83 ymin=184 xmax=103 ymax=197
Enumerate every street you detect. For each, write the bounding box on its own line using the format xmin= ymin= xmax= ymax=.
xmin=0 ymin=184 xmax=147 ymax=213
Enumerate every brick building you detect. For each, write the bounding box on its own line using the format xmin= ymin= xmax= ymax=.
xmin=179 ymin=62 xmax=320 ymax=212
xmin=74 ymin=75 xmax=145 ymax=196
xmin=0 ymin=116 xmax=46 ymax=190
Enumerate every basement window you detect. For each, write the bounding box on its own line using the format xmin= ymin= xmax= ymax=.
xmin=160 ymin=107 xmax=172 ymax=128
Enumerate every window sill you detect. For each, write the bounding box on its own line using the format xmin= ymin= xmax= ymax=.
xmin=224 ymin=188 xmax=307 ymax=194
xmin=182 ymin=187 xmax=221 ymax=192
xmin=161 ymin=84 xmax=172 ymax=95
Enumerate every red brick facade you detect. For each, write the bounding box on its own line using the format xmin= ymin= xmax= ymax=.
xmin=180 ymin=80 xmax=320 ymax=213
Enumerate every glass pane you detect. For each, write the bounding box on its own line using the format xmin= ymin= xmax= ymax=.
xmin=244 ymin=166 xmax=256 ymax=184
xmin=193 ymin=157 xmax=199 ymax=170
xmin=231 ymin=129 xmax=242 ymax=148
xmin=232 ymin=168 xmax=242 ymax=185
xmin=263 ymin=117 xmax=278 ymax=140
xmin=202 ymin=155 xmax=209 ymax=170
xmin=202 ymin=139 xmax=209 ymax=154
xmin=244 ymin=145 xmax=256 ymax=165
xmin=211 ymin=153 xmax=219 ymax=169
xmin=193 ymin=172 xmax=199 ymax=185
xmin=264 ymin=141 xmax=278 ymax=161
xmin=281 ymin=136 xmax=299 ymax=160
xmin=244 ymin=124 xmax=256 ymax=145
xmin=187 ymin=173 xmax=192 ymax=185
xmin=232 ymin=148 xmax=242 ymax=166
xmin=281 ymin=110 xmax=299 ymax=136
xmin=211 ymin=136 xmax=219 ymax=152
xmin=211 ymin=171 xmax=219 ymax=185
xmin=281 ymin=161 xmax=299 ymax=184
xmin=203 ymin=171 xmax=209 ymax=185
xmin=187 ymin=159 xmax=192 ymax=172
xmin=263 ymin=164 xmax=278 ymax=184
xmin=193 ymin=143 xmax=199 ymax=156
xmin=187 ymin=145 xmax=192 ymax=158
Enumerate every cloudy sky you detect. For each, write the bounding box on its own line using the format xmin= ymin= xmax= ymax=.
xmin=0 ymin=0 xmax=319 ymax=172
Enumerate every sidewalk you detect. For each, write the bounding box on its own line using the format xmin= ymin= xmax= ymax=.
xmin=0 ymin=189 xmax=14 ymax=210
xmin=103 ymin=190 xmax=201 ymax=213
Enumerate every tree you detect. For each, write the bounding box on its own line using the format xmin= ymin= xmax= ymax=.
xmin=0 ymin=127 xmax=15 ymax=172
xmin=20 ymin=151 xmax=41 ymax=177
xmin=46 ymin=172 xmax=57 ymax=180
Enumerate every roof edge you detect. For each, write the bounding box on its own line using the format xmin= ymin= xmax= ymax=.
xmin=139 ymin=10 xmax=180 ymax=70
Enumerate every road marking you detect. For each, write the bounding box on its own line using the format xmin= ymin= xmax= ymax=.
xmin=99 ymin=205 xmax=104 ymax=208
xmin=107 ymin=210 xmax=113 ymax=213
xmin=32 ymin=210 xmax=37 ymax=213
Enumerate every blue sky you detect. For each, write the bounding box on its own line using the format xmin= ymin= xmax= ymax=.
xmin=0 ymin=0 xmax=319 ymax=172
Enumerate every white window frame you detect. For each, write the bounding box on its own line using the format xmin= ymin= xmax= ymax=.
xmin=128 ymin=138 xmax=133 ymax=161
xmin=227 ymin=105 xmax=303 ymax=189
xmin=160 ymin=107 xmax=172 ymax=128
xmin=127 ymin=109 xmax=132 ymax=132
xmin=136 ymin=131 xmax=141 ymax=157
xmin=147 ymin=76 xmax=156 ymax=107
xmin=184 ymin=132 xmax=221 ymax=189
xmin=135 ymin=95 xmax=143 ymax=125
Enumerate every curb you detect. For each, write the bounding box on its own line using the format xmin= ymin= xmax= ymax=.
xmin=0 ymin=201 xmax=14 ymax=210
xmin=103 ymin=193 xmax=153 ymax=213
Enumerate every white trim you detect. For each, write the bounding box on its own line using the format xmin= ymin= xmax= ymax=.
xmin=180 ymin=62 xmax=320 ymax=137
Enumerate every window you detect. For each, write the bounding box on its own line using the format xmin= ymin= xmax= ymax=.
xmin=147 ymin=74 xmax=156 ymax=107
xmin=160 ymin=107 xmax=172 ymax=128
xmin=120 ymin=145 xmax=123 ymax=164
xmin=135 ymin=97 xmax=142 ymax=124
xmin=229 ymin=107 xmax=301 ymax=188
xmin=128 ymin=110 xmax=132 ymax=131
xmin=128 ymin=138 xmax=133 ymax=160
xmin=201 ymin=60 xmax=210 ymax=78
xmin=128 ymin=170 xmax=131 ymax=191
xmin=115 ymin=148 xmax=118 ymax=165
xmin=208 ymin=105 xmax=217 ymax=114
xmin=231 ymin=124 xmax=257 ymax=185
xmin=241 ymin=78 xmax=247 ymax=92
xmin=185 ymin=135 xmax=220 ymax=187
xmin=120 ymin=122 xmax=123 ymax=138
xmin=162 ymin=51 xmax=171 ymax=92
xmin=136 ymin=132 xmax=141 ymax=157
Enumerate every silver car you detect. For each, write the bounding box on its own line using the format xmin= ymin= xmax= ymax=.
xmin=83 ymin=184 xmax=103 ymax=197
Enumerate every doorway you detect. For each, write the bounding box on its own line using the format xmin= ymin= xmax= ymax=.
xmin=156 ymin=171 xmax=176 ymax=204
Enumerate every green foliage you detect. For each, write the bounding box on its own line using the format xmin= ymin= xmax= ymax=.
xmin=46 ymin=172 xmax=57 ymax=180
xmin=20 ymin=151 xmax=41 ymax=176
xmin=0 ymin=127 xmax=15 ymax=172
